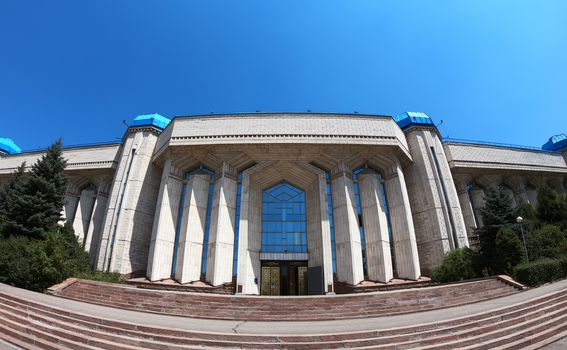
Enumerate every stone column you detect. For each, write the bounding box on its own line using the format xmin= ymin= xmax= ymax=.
xmin=146 ymin=158 xmax=184 ymax=281
xmin=506 ymin=176 xmax=529 ymax=205
xmin=236 ymin=167 xmax=262 ymax=295
xmin=526 ymin=186 xmax=538 ymax=207
xmin=453 ymin=176 xmax=477 ymax=242
xmin=469 ymin=185 xmax=485 ymax=228
xmin=62 ymin=191 xmax=80 ymax=225
xmin=73 ymin=187 xmax=97 ymax=244
xmin=206 ymin=163 xmax=238 ymax=286
xmin=175 ymin=170 xmax=211 ymax=284
xmin=84 ymin=177 xmax=111 ymax=265
xmin=383 ymin=161 xmax=421 ymax=280
xmin=358 ymin=168 xmax=393 ymax=283
xmin=85 ymin=191 xmax=109 ymax=265
xmin=502 ymin=187 xmax=517 ymax=208
xmin=313 ymin=171 xmax=335 ymax=293
xmin=331 ymin=164 xmax=364 ymax=285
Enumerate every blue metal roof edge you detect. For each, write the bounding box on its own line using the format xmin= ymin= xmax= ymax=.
xmin=542 ymin=134 xmax=567 ymax=152
xmin=394 ymin=112 xmax=435 ymax=130
xmin=130 ymin=113 xmax=171 ymax=130
xmin=0 ymin=137 xmax=22 ymax=155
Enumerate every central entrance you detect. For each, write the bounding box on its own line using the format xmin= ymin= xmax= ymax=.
xmin=261 ymin=261 xmax=308 ymax=295
xmin=260 ymin=182 xmax=309 ymax=295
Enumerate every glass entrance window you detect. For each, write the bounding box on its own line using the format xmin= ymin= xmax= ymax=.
xmin=261 ymin=182 xmax=307 ymax=253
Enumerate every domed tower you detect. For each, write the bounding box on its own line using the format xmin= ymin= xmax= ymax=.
xmin=395 ymin=112 xmax=469 ymax=275
xmin=96 ymin=114 xmax=171 ymax=276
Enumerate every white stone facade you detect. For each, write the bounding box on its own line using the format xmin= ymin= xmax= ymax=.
xmin=1 ymin=113 xmax=566 ymax=294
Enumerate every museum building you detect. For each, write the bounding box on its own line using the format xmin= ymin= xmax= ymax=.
xmin=1 ymin=112 xmax=566 ymax=295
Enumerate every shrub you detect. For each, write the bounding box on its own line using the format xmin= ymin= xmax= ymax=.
xmin=528 ymin=225 xmax=567 ymax=260
xmin=0 ymin=235 xmax=34 ymax=289
xmin=75 ymin=271 xmax=125 ymax=284
xmin=0 ymin=227 xmax=92 ymax=292
xmin=513 ymin=255 xmax=567 ymax=287
xmin=431 ymin=247 xmax=480 ymax=283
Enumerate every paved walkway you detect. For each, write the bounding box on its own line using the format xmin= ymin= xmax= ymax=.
xmin=1 ymin=279 xmax=566 ymax=335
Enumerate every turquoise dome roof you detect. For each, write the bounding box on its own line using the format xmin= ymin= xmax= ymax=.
xmin=395 ymin=112 xmax=435 ymax=130
xmin=0 ymin=137 xmax=21 ymax=155
xmin=130 ymin=113 xmax=171 ymax=130
xmin=542 ymin=134 xmax=567 ymax=152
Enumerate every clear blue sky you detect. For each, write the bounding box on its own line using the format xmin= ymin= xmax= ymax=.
xmin=1 ymin=1 xmax=566 ymax=151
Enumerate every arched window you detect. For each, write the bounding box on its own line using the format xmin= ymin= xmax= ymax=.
xmin=261 ymin=182 xmax=307 ymax=253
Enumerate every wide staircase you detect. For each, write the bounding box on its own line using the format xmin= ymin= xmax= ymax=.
xmin=48 ymin=276 xmax=521 ymax=321
xmin=0 ymin=281 xmax=566 ymax=349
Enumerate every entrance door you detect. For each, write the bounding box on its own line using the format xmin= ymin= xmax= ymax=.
xmin=261 ymin=261 xmax=308 ymax=295
xmin=261 ymin=266 xmax=280 ymax=295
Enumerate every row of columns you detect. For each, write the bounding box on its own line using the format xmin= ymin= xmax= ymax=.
xmin=62 ymin=177 xmax=111 ymax=265
xmin=147 ymin=156 xmax=421 ymax=291
xmin=330 ymin=159 xmax=420 ymax=285
xmin=454 ymin=174 xmax=567 ymax=237
xmin=147 ymin=160 xmax=238 ymax=286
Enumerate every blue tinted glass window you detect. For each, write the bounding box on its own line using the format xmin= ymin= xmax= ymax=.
xmin=326 ymin=176 xmax=337 ymax=274
xmin=261 ymin=183 xmax=307 ymax=253
xmin=200 ymin=175 xmax=215 ymax=277
xmin=353 ymin=168 xmax=368 ymax=278
xmin=232 ymin=172 xmax=243 ymax=277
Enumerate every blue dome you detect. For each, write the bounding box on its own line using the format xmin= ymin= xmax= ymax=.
xmin=542 ymin=134 xmax=567 ymax=152
xmin=130 ymin=113 xmax=171 ymax=130
xmin=0 ymin=137 xmax=21 ymax=155
xmin=395 ymin=112 xmax=435 ymax=130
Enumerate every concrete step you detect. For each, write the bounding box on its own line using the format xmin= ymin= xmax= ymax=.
xmin=0 ymin=288 xmax=564 ymax=349
xmin=411 ymin=306 xmax=567 ymax=350
xmin=51 ymin=277 xmax=520 ymax=321
xmin=342 ymin=298 xmax=567 ymax=350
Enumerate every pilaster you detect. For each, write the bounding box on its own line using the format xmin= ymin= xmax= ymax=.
xmin=73 ymin=187 xmax=97 ymax=244
xmin=146 ymin=158 xmax=184 ymax=281
xmin=358 ymin=169 xmax=393 ymax=283
xmin=469 ymin=185 xmax=486 ymax=228
xmin=206 ymin=163 xmax=238 ymax=286
xmin=383 ymin=160 xmax=421 ymax=280
xmin=175 ymin=171 xmax=211 ymax=284
xmin=330 ymin=164 xmax=364 ymax=285
xmin=453 ymin=175 xmax=477 ymax=242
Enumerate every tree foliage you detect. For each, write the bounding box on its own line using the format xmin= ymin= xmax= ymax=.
xmin=536 ymin=184 xmax=567 ymax=228
xmin=494 ymin=226 xmax=525 ymax=275
xmin=0 ymin=140 xmax=122 ymax=292
xmin=528 ymin=225 xmax=567 ymax=261
xmin=431 ymin=247 xmax=481 ymax=283
xmin=475 ymin=186 xmax=518 ymax=274
xmin=0 ymin=140 xmax=67 ymax=239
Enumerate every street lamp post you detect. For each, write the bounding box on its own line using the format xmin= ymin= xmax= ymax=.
xmin=516 ymin=216 xmax=529 ymax=262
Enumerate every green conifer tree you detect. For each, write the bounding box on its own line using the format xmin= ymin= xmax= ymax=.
xmin=0 ymin=140 xmax=67 ymax=239
xmin=475 ymin=185 xmax=517 ymax=273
